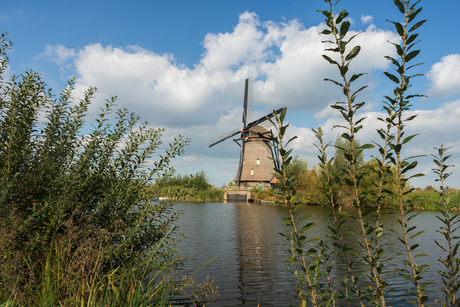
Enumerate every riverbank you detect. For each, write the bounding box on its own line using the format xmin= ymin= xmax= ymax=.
xmin=147 ymin=184 xmax=460 ymax=211
xmin=409 ymin=188 xmax=460 ymax=210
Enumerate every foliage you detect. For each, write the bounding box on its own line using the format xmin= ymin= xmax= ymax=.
xmin=359 ymin=159 xmax=400 ymax=207
xmin=277 ymin=0 xmax=434 ymax=306
xmin=150 ymin=171 xmax=224 ymax=202
xmin=408 ymin=189 xmax=460 ymax=211
xmin=319 ymin=0 xmax=389 ymax=304
xmin=0 ymin=34 xmax=190 ymax=305
xmin=270 ymin=108 xmax=326 ymax=306
xmin=177 ymin=275 xmax=220 ymax=306
xmin=381 ymin=1 xmax=430 ymax=305
xmin=331 ymin=135 xmax=364 ymax=185
xmin=432 ymin=146 xmax=460 ymax=307
xmin=156 ymin=171 xmax=212 ymax=191
xmin=255 ymin=188 xmax=284 ymax=203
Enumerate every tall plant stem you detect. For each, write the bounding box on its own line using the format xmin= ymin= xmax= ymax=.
xmin=395 ymin=3 xmax=424 ymax=305
xmin=321 ymin=1 xmax=385 ymax=304
xmin=314 ymin=127 xmax=355 ymax=306
xmin=271 ymin=109 xmax=319 ymax=306
xmin=432 ymin=145 xmax=459 ymax=307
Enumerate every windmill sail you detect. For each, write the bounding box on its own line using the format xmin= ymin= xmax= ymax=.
xmin=209 ymin=126 xmax=241 ymax=148
xmin=246 ymin=108 xmax=284 ymax=130
xmin=242 ymin=77 xmax=254 ymax=125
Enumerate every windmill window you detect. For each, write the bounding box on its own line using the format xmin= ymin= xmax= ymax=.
xmin=251 ymin=169 xmax=254 ymax=175
xmin=243 ymin=159 xmax=245 ymax=165
xmin=257 ymin=159 xmax=260 ymax=165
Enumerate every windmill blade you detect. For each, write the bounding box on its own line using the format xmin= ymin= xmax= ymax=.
xmin=236 ymin=134 xmax=246 ymax=186
xmin=209 ymin=127 xmax=241 ymax=148
xmin=242 ymin=77 xmax=254 ymax=125
xmin=258 ymin=118 xmax=276 ymax=131
xmin=245 ymin=107 xmax=284 ymax=130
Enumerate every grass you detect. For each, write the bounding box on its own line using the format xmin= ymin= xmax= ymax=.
xmin=408 ymin=188 xmax=460 ymax=211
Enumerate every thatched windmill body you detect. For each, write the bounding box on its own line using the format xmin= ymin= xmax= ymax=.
xmin=209 ymin=77 xmax=283 ymax=190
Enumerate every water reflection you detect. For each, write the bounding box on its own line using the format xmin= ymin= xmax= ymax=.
xmin=174 ymin=202 xmax=450 ymax=306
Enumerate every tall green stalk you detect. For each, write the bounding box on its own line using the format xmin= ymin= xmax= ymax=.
xmin=319 ymin=1 xmax=386 ymax=305
xmin=270 ymin=108 xmax=322 ymax=306
xmin=313 ymin=127 xmax=356 ymax=306
xmin=432 ymin=145 xmax=460 ymax=307
xmin=383 ymin=0 xmax=429 ymax=305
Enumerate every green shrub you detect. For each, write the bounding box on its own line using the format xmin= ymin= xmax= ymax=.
xmin=0 ymin=34 xmax=190 ymax=305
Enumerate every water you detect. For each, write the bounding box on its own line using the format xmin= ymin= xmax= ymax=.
xmin=171 ymin=202 xmax=449 ymax=306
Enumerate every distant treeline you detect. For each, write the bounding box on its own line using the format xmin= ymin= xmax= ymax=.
xmin=146 ymin=137 xmax=460 ymax=210
xmin=148 ymin=172 xmax=224 ymax=202
xmin=257 ymin=136 xmax=460 ymax=210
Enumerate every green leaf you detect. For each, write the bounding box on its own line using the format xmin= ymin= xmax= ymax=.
xmin=336 ymin=9 xmax=349 ymax=24
xmin=406 ymin=33 xmax=419 ymax=45
xmin=408 ymin=7 xmax=422 ymax=23
xmin=331 ymin=104 xmax=346 ymax=111
xmin=405 ymin=50 xmax=420 ymax=62
xmin=317 ymin=9 xmax=332 ymax=19
xmin=283 ymin=219 xmax=293 ymax=227
xmin=410 ymin=231 xmax=424 ymax=239
xmin=402 ymin=161 xmax=418 ymax=174
xmin=324 ymin=78 xmax=344 ymax=87
xmin=384 ymin=72 xmax=399 ymax=84
xmin=392 ymin=21 xmax=405 ymax=37
xmin=340 ymin=21 xmax=350 ymax=39
xmin=402 ymin=134 xmax=419 ymax=144
xmin=405 ymin=115 xmax=418 ymax=121
xmin=293 ymin=203 xmax=303 ymax=213
xmin=352 ymin=85 xmax=368 ymax=97
xmin=349 ymin=73 xmax=365 ymax=83
xmin=322 ymin=55 xmax=339 ymax=66
xmin=301 ymin=222 xmax=316 ymax=232
xmin=409 ymin=20 xmax=427 ymax=32
xmin=359 ymin=144 xmax=375 ymax=149
xmin=345 ymin=45 xmax=361 ymax=61
xmin=393 ymin=0 xmax=405 ymax=14
xmin=280 ymin=107 xmax=287 ymax=123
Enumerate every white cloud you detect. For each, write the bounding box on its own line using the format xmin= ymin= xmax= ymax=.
xmin=426 ymin=54 xmax=460 ymax=98
xmin=36 ymin=44 xmax=76 ymax=65
xmin=39 ymin=12 xmax=399 ymax=130
xmin=361 ymin=15 xmax=373 ymax=24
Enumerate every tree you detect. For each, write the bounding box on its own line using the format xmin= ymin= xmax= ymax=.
xmin=285 ymin=155 xmax=309 ymax=193
xmin=331 ymin=134 xmax=364 ymax=187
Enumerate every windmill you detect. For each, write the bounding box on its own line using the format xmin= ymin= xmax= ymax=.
xmin=209 ymin=77 xmax=284 ymax=189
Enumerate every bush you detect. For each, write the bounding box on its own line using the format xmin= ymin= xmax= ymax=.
xmin=0 ymin=34 xmax=190 ymax=305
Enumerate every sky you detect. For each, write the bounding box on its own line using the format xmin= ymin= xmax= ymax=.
xmin=2 ymin=0 xmax=460 ymax=188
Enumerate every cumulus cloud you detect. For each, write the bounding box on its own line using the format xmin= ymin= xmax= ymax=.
xmin=36 ymin=44 xmax=76 ymax=65
xmin=361 ymin=15 xmax=373 ymax=24
xmin=39 ymin=12 xmax=398 ymax=129
xmin=426 ymin=54 xmax=460 ymax=98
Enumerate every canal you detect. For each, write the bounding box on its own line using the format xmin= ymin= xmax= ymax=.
xmin=172 ymin=202 xmax=448 ymax=306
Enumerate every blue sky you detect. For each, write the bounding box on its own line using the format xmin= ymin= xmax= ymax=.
xmin=2 ymin=0 xmax=460 ymax=188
